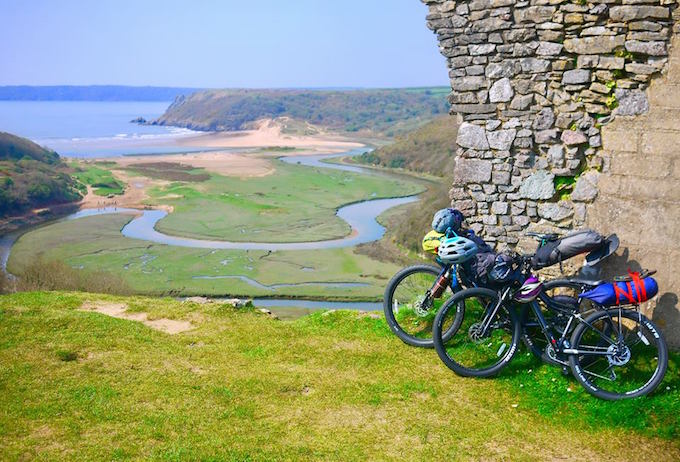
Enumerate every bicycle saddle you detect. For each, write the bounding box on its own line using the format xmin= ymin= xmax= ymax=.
xmin=567 ymin=277 xmax=603 ymax=287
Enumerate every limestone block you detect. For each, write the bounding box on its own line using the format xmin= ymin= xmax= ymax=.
xmin=489 ymin=77 xmax=514 ymax=102
xmin=456 ymin=122 xmax=489 ymax=149
xmin=487 ymin=128 xmax=517 ymax=150
xmin=614 ymin=89 xmax=650 ymax=116
xmin=519 ymin=170 xmax=556 ymax=199
xmin=454 ymin=158 xmax=493 ymax=184
xmin=538 ymin=201 xmax=574 ymax=221
xmin=571 ymin=171 xmax=600 ymax=201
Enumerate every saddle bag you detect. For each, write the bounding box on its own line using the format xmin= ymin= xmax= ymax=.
xmin=531 ymin=229 xmax=605 ymax=270
xmin=580 ymin=272 xmax=658 ymax=306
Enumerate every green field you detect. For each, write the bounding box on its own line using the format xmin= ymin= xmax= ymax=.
xmin=71 ymin=163 xmax=125 ymax=196
xmin=140 ymin=159 xmax=422 ymax=243
xmin=8 ymin=213 xmax=408 ymax=300
xmin=9 ymin=153 xmax=427 ymax=298
xmin=1 ymin=291 xmax=678 ymax=461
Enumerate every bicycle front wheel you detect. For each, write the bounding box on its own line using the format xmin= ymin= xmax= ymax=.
xmin=433 ymin=287 xmax=520 ymax=378
xmin=383 ymin=265 xmax=457 ymax=348
xmin=569 ymin=308 xmax=668 ymax=400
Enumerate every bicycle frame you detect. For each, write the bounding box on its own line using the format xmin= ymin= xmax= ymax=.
xmin=526 ymin=291 xmax=631 ymax=358
xmin=430 ymin=259 xmax=477 ymax=295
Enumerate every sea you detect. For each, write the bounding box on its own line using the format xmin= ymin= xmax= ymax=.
xmin=0 ymin=100 xmax=203 ymax=157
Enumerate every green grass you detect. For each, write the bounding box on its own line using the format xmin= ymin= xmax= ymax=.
xmin=71 ymin=163 xmax=125 ymax=196
xmin=8 ymin=214 xmax=402 ymax=300
xmin=554 ymin=175 xmax=577 ymax=200
xmin=143 ymin=159 xmax=423 ymax=243
xmin=7 ymin=158 xmax=426 ymax=299
xmin=0 ymin=291 xmax=678 ymax=461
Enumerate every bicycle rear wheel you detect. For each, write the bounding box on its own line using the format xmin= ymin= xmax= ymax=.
xmin=433 ymin=287 xmax=520 ymax=378
xmin=569 ymin=308 xmax=668 ymax=400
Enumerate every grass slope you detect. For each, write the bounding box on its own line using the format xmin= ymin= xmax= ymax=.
xmin=1 ymin=291 xmax=678 ymax=461
xmin=154 ymin=88 xmax=450 ymax=135
xmin=0 ymin=132 xmax=81 ymax=216
xmin=356 ymin=115 xmax=458 ymax=177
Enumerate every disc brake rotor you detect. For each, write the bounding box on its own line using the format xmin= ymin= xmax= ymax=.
xmin=412 ymin=294 xmax=433 ymax=317
xmin=606 ymin=344 xmax=631 ymax=367
xmin=544 ymin=344 xmax=568 ymax=365
xmin=468 ymin=322 xmax=487 ymax=343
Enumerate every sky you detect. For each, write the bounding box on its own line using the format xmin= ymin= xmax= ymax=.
xmin=0 ymin=0 xmax=448 ymax=88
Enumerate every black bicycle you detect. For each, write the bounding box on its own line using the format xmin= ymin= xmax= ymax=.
xmin=384 ymin=232 xmax=612 ymax=350
xmin=432 ymin=258 xmax=668 ymax=400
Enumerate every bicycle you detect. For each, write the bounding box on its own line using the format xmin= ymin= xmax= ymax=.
xmin=432 ymin=254 xmax=668 ymax=400
xmin=384 ymin=231 xmax=614 ymax=351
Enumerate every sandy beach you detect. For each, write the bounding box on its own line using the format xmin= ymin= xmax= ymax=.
xmin=177 ymin=118 xmax=364 ymax=152
xmin=76 ymin=119 xmax=367 ymax=212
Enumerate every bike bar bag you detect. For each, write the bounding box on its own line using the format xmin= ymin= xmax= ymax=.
xmin=531 ymin=229 xmax=605 ymax=270
xmin=580 ymin=273 xmax=658 ymax=306
xmin=463 ymin=251 xmax=496 ymax=286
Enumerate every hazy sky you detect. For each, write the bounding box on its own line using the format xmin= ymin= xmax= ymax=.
xmin=0 ymin=0 xmax=448 ymax=88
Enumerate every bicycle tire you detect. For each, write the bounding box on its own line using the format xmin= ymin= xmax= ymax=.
xmin=383 ymin=264 xmax=458 ymax=348
xmin=568 ymin=309 xmax=668 ymax=400
xmin=433 ymin=287 xmax=521 ymax=377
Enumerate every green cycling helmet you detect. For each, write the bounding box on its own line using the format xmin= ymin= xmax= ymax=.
xmin=437 ymin=235 xmax=478 ymax=264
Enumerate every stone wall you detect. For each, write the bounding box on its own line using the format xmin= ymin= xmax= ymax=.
xmin=421 ymin=0 xmax=680 ymax=345
xmin=422 ymin=0 xmax=678 ymax=247
xmin=588 ymin=33 xmax=680 ymax=348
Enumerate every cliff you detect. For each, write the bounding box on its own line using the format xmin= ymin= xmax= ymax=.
xmin=153 ymin=88 xmax=450 ymax=135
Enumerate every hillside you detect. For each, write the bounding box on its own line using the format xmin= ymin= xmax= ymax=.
xmin=1 ymin=291 xmax=678 ymax=460
xmin=351 ymin=116 xmax=458 ymax=255
xmin=355 ymin=115 xmax=457 ymax=177
xmin=153 ymin=88 xmax=450 ymax=135
xmin=0 ymin=85 xmax=199 ymax=101
xmin=0 ymin=132 xmax=81 ymax=217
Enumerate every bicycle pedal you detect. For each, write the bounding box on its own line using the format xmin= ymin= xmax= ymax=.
xmin=561 ymin=366 xmax=570 ymax=377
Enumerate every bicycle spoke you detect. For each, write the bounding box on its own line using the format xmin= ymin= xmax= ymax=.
xmin=388 ymin=267 xmax=454 ymax=342
xmin=438 ymin=291 xmax=516 ymax=374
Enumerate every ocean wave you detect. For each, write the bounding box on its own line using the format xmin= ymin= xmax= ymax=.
xmin=35 ymin=126 xmax=202 ymax=146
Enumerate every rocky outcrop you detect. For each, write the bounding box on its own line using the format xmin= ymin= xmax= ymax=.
xmin=422 ymin=0 xmax=678 ymax=249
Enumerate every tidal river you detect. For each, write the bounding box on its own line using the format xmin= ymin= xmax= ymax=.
xmin=1 ymin=148 xmax=419 ymax=314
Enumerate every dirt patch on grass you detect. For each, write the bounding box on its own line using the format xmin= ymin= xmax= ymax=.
xmin=78 ymin=169 xmax=173 ymax=212
xmin=80 ymin=301 xmax=193 ymax=334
